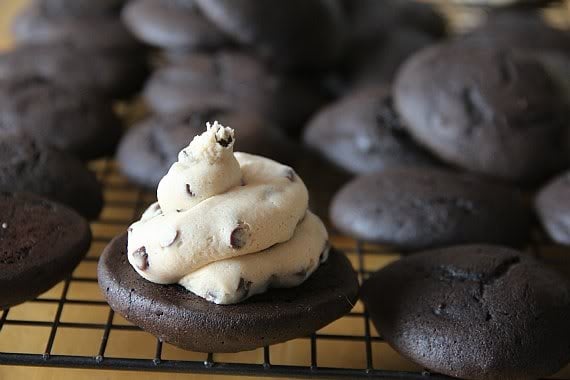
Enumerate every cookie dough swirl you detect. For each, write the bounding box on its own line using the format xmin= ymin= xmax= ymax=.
xmin=127 ymin=122 xmax=329 ymax=304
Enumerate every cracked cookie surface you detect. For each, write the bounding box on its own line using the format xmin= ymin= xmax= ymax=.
xmin=361 ymin=245 xmax=570 ymax=380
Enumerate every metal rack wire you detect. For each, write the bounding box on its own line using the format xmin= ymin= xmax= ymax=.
xmin=0 ymin=1 xmax=569 ymax=378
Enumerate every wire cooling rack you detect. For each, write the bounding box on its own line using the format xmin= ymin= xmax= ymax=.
xmin=0 ymin=1 xmax=569 ymax=379
xmin=0 ymin=159 xmax=569 ymax=380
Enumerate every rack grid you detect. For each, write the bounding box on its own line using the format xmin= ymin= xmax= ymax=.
xmin=0 ymin=0 xmax=569 ymax=378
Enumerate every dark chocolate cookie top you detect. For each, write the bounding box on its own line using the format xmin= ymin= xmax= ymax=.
xmin=194 ymin=0 xmax=347 ymax=70
xmin=122 ymin=0 xmax=228 ymax=50
xmin=0 ymin=43 xmax=149 ymax=99
xmin=330 ymin=168 xmax=531 ymax=250
xmin=361 ymin=245 xmax=570 ymax=380
xmin=0 ymin=77 xmax=122 ymax=160
xmin=0 ymin=192 xmax=91 ymax=309
xmin=303 ymin=86 xmax=438 ymax=175
xmin=143 ymin=52 xmax=325 ymax=133
xmin=98 ymin=232 xmax=358 ymax=353
xmin=0 ymin=133 xmax=103 ymax=219
xmin=394 ymin=42 xmax=569 ymax=182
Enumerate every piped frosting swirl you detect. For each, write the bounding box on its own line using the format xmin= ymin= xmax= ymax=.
xmin=127 ymin=122 xmax=328 ymax=304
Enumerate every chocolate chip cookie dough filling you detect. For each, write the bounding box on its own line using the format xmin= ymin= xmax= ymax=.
xmin=128 ymin=122 xmax=328 ymax=304
xmin=99 ymin=122 xmax=358 ymax=352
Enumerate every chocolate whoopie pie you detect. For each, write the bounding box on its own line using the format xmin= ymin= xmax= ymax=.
xmin=0 ymin=134 xmax=103 ymax=219
xmin=193 ymin=0 xmax=346 ymax=70
xmin=361 ymin=245 xmax=570 ymax=380
xmin=122 ymin=0 xmax=228 ymax=51
xmin=12 ymin=0 xmax=140 ymax=50
xmin=0 ymin=77 xmax=123 ymax=160
xmin=0 ymin=43 xmax=149 ymax=99
xmin=0 ymin=193 xmax=91 ymax=309
xmin=330 ymin=168 xmax=531 ymax=250
xmin=143 ymin=52 xmax=326 ymax=134
xmin=394 ymin=42 xmax=569 ymax=182
xmin=99 ymin=232 xmax=357 ymax=352
xmin=117 ymin=111 xmax=298 ymax=188
xmin=303 ymin=86 xmax=439 ymax=175
xmin=536 ymin=170 xmax=570 ymax=246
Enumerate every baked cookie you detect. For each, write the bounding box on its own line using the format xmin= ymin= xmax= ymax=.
xmin=330 ymin=168 xmax=530 ymax=250
xmin=0 ymin=43 xmax=149 ymax=99
xmin=194 ymin=0 xmax=346 ymax=70
xmin=303 ymin=86 xmax=438 ymax=175
xmin=12 ymin=1 xmax=140 ymax=50
xmin=117 ymin=111 xmax=297 ymax=188
xmin=101 ymin=124 xmax=358 ymax=352
xmin=122 ymin=0 xmax=228 ymax=50
xmin=535 ymin=171 xmax=570 ymax=245
xmin=361 ymin=245 xmax=570 ymax=380
xmin=394 ymin=42 xmax=568 ymax=182
xmin=0 ymin=193 xmax=91 ymax=309
xmin=0 ymin=77 xmax=123 ymax=160
xmin=100 ymin=233 xmax=357 ymax=352
xmin=0 ymin=133 xmax=103 ymax=219
xmin=27 ymin=0 xmax=126 ymax=17
xmin=346 ymin=28 xmax=436 ymax=87
xmin=343 ymin=0 xmax=447 ymax=47
xmin=142 ymin=52 xmax=326 ymax=134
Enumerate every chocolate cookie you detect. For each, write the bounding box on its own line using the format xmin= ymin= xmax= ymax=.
xmin=194 ymin=0 xmax=346 ymax=70
xmin=28 ymin=0 xmax=126 ymax=17
xmin=98 ymin=232 xmax=358 ymax=352
xmin=0 ymin=134 xmax=103 ymax=220
xmin=343 ymin=0 xmax=447 ymax=47
xmin=303 ymin=86 xmax=438 ymax=175
xmin=330 ymin=168 xmax=530 ymax=250
xmin=12 ymin=1 xmax=140 ymax=50
xmin=0 ymin=193 xmax=92 ymax=309
xmin=117 ymin=111 xmax=298 ymax=188
xmin=0 ymin=43 xmax=149 ymax=99
xmin=394 ymin=42 xmax=569 ymax=182
xmin=361 ymin=245 xmax=570 ymax=380
xmin=346 ymin=28 xmax=436 ymax=87
xmin=123 ymin=0 xmax=227 ymax=50
xmin=536 ymin=171 xmax=570 ymax=246
xmin=0 ymin=77 xmax=122 ymax=160
xmin=143 ymin=52 xmax=326 ymax=134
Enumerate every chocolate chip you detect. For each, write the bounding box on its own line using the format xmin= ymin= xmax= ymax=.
xmin=237 ymin=277 xmax=252 ymax=297
xmin=216 ymin=135 xmax=233 ymax=147
xmin=284 ymin=167 xmax=296 ymax=182
xmin=185 ymin=184 xmax=195 ymax=197
xmin=230 ymin=223 xmax=250 ymax=249
xmin=132 ymin=246 xmax=148 ymax=271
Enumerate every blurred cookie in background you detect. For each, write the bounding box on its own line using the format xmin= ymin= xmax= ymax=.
xmin=0 ymin=77 xmax=123 ymax=160
xmin=330 ymin=168 xmax=531 ymax=250
xmin=12 ymin=0 xmax=141 ymax=50
xmin=303 ymin=86 xmax=439 ymax=176
xmin=394 ymin=41 xmax=569 ymax=182
xmin=193 ymin=0 xmax=347 ymax=71
xmin=0 ymin=42 xmax=149 ymax=99
xmin=0 ymin=133 xmax=103 ymax=219
xmin=122 ymin=0 xmax=228 ymax=51
xmin=142 ymin=52 xmax=327 ymax=135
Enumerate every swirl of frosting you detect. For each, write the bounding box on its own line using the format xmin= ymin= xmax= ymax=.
xmin=127 ymin=122 xmax=329 ymax=304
